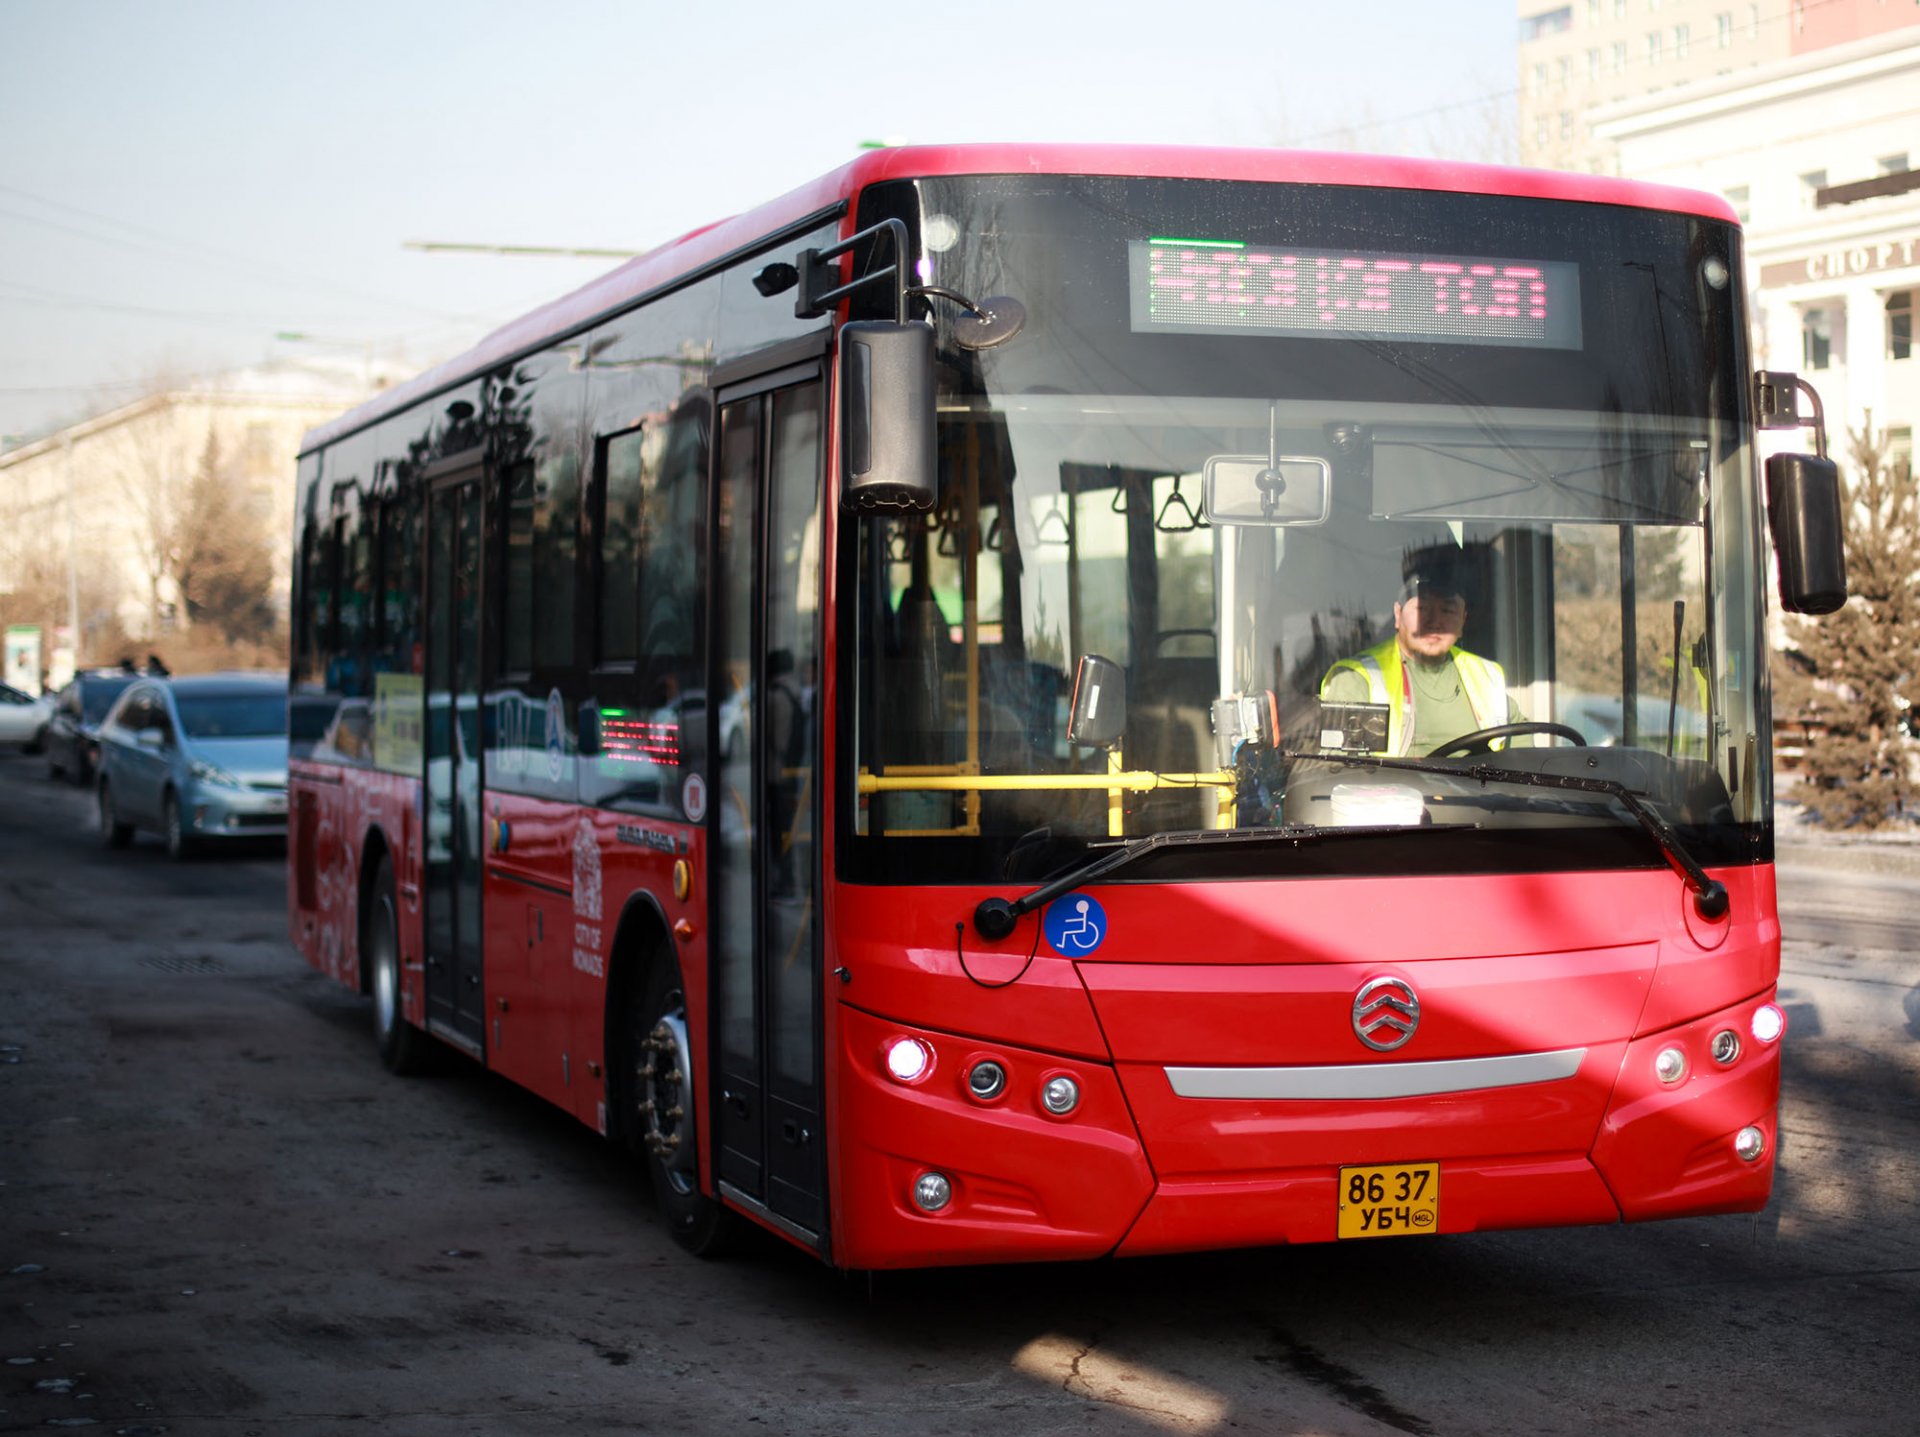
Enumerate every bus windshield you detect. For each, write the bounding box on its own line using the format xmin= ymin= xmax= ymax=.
xmin=845 ymin=174 xmax=1765 ymax=886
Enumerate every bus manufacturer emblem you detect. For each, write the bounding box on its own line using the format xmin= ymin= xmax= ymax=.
xmin=1352 ymin=976 xmax=1419 ymax=1051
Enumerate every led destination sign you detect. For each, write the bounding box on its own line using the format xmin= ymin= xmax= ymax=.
xmin=1130 ymin=238 xmax=1583 ymax=350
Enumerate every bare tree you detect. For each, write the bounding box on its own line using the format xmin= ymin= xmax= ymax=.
xmin=94 ymin=397 xmax=194 ymax=637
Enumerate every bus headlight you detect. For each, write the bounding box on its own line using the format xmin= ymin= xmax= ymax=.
xmin=1733 ymin=1126 xmax=1767 ymax=1162
xmin=967 ymin=1060 xmax=1007 ymax=1101
xmin=1040 ymin=1074 xmax=1081 ymax=1116
xmin=912 ymin=1171 xmax=952 ymax=1211
xmin=1750 ymin=1004 xmax=1786 ymax=1044
xmin=1710 ymin=1029 xmax=1742 ymax=1066
xmin=884 ymin=1037 xmax=931 ymax=1084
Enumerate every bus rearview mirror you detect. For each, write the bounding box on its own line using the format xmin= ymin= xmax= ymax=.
xmin=1203 ymin=455 xmax=1331 ymax=525
xmin=1766 ymin=451 xmax=1847 ymax=615
xmin=1066 ymin=654 xmax=1126 ymax=750
xmin=841 ymin=321 xmax=936 ymax=514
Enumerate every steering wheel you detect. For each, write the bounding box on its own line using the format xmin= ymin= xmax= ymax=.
xmin=1428 ymin=721 xmax=1587 ymax=758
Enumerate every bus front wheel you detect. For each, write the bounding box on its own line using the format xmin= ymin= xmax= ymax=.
xmin=628 ymin=957 xmax=734 ymax=1256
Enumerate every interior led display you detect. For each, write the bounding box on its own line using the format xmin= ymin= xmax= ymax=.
xmin=1129 ymin=238 xmax=1583 ymax=350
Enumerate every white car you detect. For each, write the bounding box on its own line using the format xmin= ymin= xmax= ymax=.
xmin=0 ymin=683 xmax=52 ymax=750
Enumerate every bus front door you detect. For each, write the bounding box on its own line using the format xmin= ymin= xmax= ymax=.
xmin=711 ymin=368 xmax=827 ymax=1247
xmin=423 ymin=470 xmax=486 ymax=1055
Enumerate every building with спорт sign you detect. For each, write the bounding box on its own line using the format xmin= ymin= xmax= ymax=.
xmin=1589 ymin=24 xmax=1919 ymax=478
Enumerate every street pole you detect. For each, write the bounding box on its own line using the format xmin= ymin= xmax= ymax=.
xmin=63 ymin=434 xmax=82 ymax=671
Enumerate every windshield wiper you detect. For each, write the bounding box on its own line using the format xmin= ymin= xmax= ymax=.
xmin=1283 ymin=750 xmax=1729 ymax=919
xmin=970 ymin=822 xmax=1458 ymax=939
xmin=971 ymin=753 xmax=1729 ymax=940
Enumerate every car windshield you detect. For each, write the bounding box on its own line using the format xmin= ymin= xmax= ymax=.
xmin=81 ymin=677 xmax=136 ymax=723
xmin=842 ymin=173 xmax=1764 ymax=887
xmin=176 ymin=692 xmax=287 ymax=739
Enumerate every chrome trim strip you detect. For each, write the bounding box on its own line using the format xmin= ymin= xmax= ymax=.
xmin=1166 ymin=1047 xmax=1587 ymax=1101
xmin=718 ymin=1181 xmax=823 ymax=1249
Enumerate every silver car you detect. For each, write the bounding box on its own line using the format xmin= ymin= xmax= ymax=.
xmin=0 ymin=682 xmax=52 ymax=751
xmin=96 ymin=673 xmax=289 ymax=858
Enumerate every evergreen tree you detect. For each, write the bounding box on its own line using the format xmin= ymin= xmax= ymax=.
xmin=1783 ymin=422 xmax=1920 ymax=829
xmin=175 ymin=428 xmax=278 ymax=645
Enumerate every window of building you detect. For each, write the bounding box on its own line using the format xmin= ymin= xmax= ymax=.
xmin=1587 ymin=46 xmax=1602 ymax=78
xmin=1532 ymin=61 xmax=1548 ymax=94
xmin=1799 ymin=168 xmax=1827 ymax=210
xmin=1536 ymin=116 xmax=1551 ymax=147
xmin=1723 ymin=183 xmax=1750 ymax=223
xmin=1612 ymin=39 xmax=1628 ymax=72
xmin=1748 ymin=5 xmax=1760 ymax=40
xmin=1801 ymin=308 xmax=1833 ymax=371
xmin=1878 ymin=153 xmax=1910 ymax=176
xmin=1557 ymin=55 xmax=1571 ymax=87
xmin=1614 ymin=0 xmax=1627 ymax=17
xmin=1674 ymin=22 xmax=1689 ymax=58
xmin=1890 ymin=291 xmax=1914 ymax=362
xmin=1587 ymin=0 xmax=1602 ymax=23
xmin=1560 ymin=111 xmax=1575 ymax=141
xmin=1890 ymin=427 xmax=1913 ymax=478
xmin=1521 ymin=6 xmax=1574 ymax=42
xmin=1716 ymin=11 xmax=1732 ymax=47
xmin=1647 ymin=30 xmax=1663 ymax=64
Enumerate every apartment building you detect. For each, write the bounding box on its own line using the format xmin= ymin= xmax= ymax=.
xmin=0 ymin=363 xmax=376 ymax=681
xmin=1592 ymin=26 xmax=1919 ymax=473
xmin=1517 ymin=0 xmax=1792 ymax=172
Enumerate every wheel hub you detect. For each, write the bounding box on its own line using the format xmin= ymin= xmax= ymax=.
xmin=637 ymin=1012 xmax=696 ymax=1192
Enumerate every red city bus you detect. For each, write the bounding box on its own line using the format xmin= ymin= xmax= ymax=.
xmin=287 ymin=144 xmax=1844 ymax=1269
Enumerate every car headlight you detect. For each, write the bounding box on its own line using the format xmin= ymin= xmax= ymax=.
xmin=188 ymin=758 xmax=243 ymax=789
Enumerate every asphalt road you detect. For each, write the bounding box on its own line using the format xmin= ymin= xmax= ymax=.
xmin=3 ymin=749 xmax=1917 ymax=1436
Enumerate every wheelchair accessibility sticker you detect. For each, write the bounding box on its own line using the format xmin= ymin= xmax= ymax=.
xmin=1044 ymin=892 xmax=1108 ymax=955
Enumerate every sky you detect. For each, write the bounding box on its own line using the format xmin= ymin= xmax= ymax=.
xmin=0 ymin=0 xmax=1521 ymax=444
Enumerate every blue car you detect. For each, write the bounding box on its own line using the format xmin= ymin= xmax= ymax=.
xmin=96 ymin=672 xmax=289 ymax=858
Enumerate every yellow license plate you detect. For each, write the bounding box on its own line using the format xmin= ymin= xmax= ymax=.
xmin=1336 ymin=1162 xmax=1439 ymax=1239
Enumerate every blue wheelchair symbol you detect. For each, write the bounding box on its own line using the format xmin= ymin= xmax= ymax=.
xmin=1044 ymin=892 xmax=1108 ymax=955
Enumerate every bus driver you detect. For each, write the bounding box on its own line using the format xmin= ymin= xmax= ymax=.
xmin=1319 ymin=552 xmax=1525 ymax=757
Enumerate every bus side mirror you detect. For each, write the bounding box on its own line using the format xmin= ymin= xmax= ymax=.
xmin=1766 ymin=451 xmax=1847 ymax=615
xmin=841 ymin=321 xmax=936 ymax=514
xmin=1066 ymin=654 xmax=1127 ymax=750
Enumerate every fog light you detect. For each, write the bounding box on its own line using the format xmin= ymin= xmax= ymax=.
xmin=1040 ymin=1074 xmax=1081 ymax=1115
xmin=1733 ymin=1125 xmax=1767 ymax=1162
xmin=1710 ymin=1029 xmax=1742 ymax=1066
xmin=885 ymin=1037 xmax=931 ymax=1083
xmin=911 ymin=1171 xmax=952 ymax=1212
xmin=1654 ymin=1046 xmax=1688 ymax=1085
xmin=1750 ymin=1004 xmax=1785 ymax=1044
xmin=967 ymin=1060 xmax=1007 ymax=1101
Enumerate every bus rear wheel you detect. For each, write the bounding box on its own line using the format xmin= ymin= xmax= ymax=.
xmin=628 ymin=957 xmax=734 ymax=1256
xmin=367 ymin=854 xmax=432 ymax=1075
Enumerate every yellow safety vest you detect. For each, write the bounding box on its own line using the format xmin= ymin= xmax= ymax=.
xmin=1321 ymin=639 xmax=1509 ymax=756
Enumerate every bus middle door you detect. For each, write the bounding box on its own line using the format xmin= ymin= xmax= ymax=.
xmin=422 ymin=460 xmax=487 ymax=1057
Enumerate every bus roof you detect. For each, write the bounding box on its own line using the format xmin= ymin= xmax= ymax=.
xmin=300 ymin=144 xmax=1739 ymax=456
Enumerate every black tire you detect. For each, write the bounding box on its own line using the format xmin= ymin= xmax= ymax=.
xmin=162 ymin=790 xmax=198 ymax=861
xmin=367 ymin=855 xmax=433 ymax=1075
xmin=624 ymin=955 xmax=734 ymax=1256
xmin=98 ymin=780 xmax=133 ymax=849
